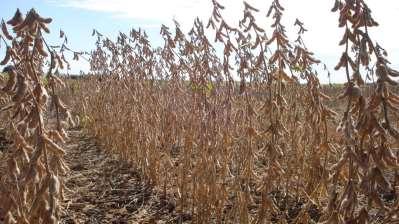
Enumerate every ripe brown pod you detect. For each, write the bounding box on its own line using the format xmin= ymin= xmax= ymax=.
xmin=39 ymin=22 xmax=50 ymax=33
xmin=1 ymin=20 xmax=13 ymax=40
xmin=7 ymin=9 xmax=24 ymax=26
xmin=0 ymin=47 xmax=12 ymax=65
xmin=334 ymin=52 xmax=348 ymax=70
xmin=43 ymin=135 xmax=66 ymax=156
xmin=12 ymin=78 xmax=28 ymax=103
xmin=48 ymin=130 xmax=66 ymax=143
xmin=55 ymin=54 xmax=64 ymax=69
xmin=33 ymin=84 xmax=48 ymax=106
xmin=2 ymin=65 xmax=17 ymax=93
xmin=49 ymin=175 xmax=60 ymax=196
xmin=37 ymin=16 xmax=52 ymax=24
xmin=338 ymin=84 xmax=362 ymax=100
xmin=331 ymin=0 xmax=340 ymax=12
xmin=35 ymin=38 xmax=49 ymax=57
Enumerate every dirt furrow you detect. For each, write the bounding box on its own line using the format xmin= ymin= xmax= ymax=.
xmin=61 ymin=130 xmax=179 ymax=224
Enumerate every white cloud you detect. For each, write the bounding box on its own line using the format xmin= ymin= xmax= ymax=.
xmin=53 ymin=0 xmax=399 ymax=82
xmin=58 ymin=0 xmax=212 ymax=28
xmin=54 ymin=0 xmax=399 ymax=48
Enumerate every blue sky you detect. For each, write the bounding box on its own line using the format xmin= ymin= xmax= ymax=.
xmin=1 ymin=0 xmax=167 ymax=73
xmin=1 ymin=0 xmax=399 ymax=83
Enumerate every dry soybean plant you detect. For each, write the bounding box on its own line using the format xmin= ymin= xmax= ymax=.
xmin=59 ymin=0 xmax=399 ymax=223
xmin=0 ymin=9 xmax=72 ymax=223
xmin=320 ymin=0 xmax=399 ymax=223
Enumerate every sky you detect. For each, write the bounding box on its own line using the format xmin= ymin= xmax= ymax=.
xmin=1 ymin=0 xmax=399 ymax=83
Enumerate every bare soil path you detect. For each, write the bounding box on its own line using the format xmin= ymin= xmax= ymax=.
xmin=61 ymin=130 xmax=180 ymax=224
